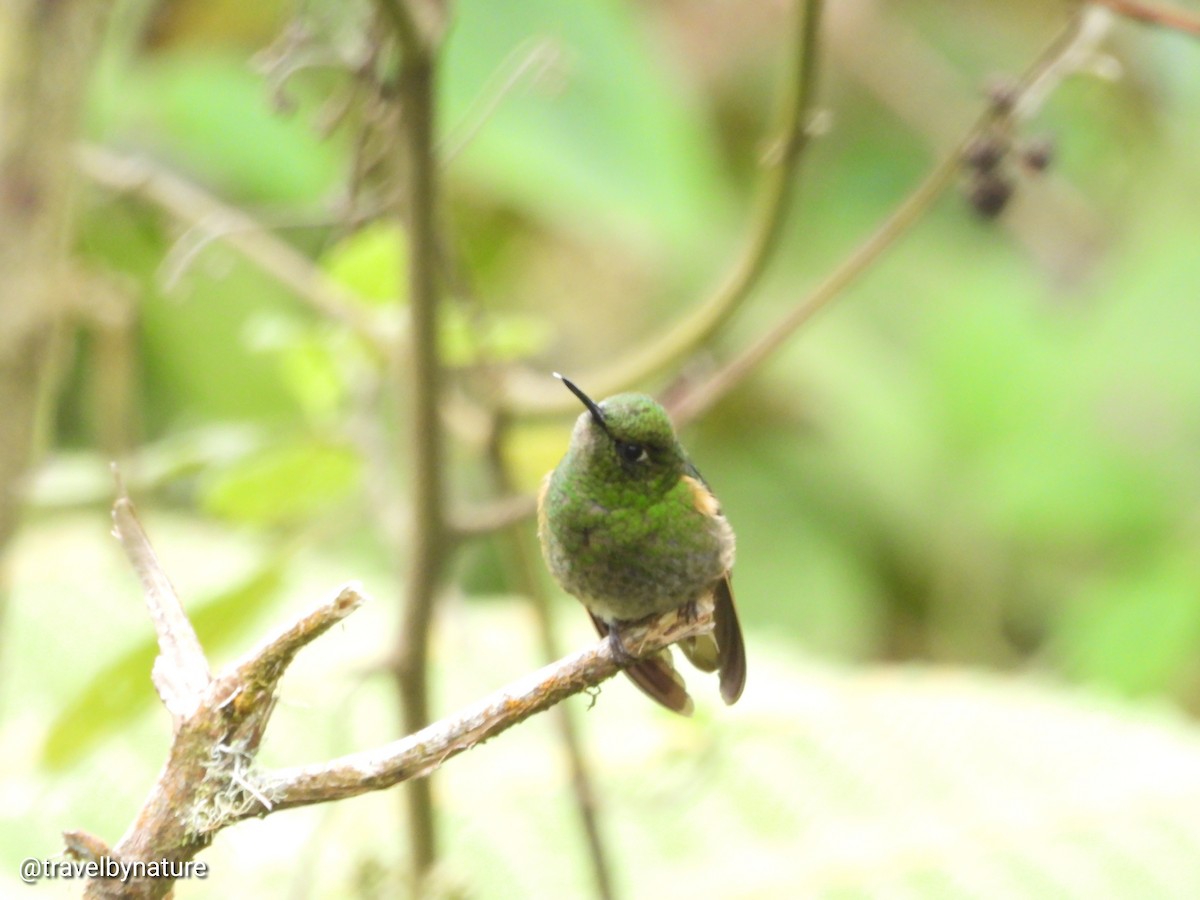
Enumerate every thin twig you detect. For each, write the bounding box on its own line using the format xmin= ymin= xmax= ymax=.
xmin=234 ymin=585 xmax=366 ymax=687
xmin=77 ymin=145 xmax=388 ymax=354
xmin=111 ymin=471 xmax=210 ymax=723
xmin=212 ymin=584 xmax=367 ymax=758
xmin=669 ymin=10 xmax=1098 ymax=426
xmin=1015 ymin=7 xmax=1114 ymax=121
xmin=497 ymin=0 xmax=825 ymax=416
xmin=441 ymin=38 xmax=565 ymax=164
xmin=1095 ymin=0 xmax=1200 ymax=36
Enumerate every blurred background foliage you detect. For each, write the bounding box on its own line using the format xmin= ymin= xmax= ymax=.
xmin=6 ymin=0 xmax=1200 ymax=896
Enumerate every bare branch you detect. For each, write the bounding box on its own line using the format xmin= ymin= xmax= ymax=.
xmin=81 ymin=577 xmax=368 ymax=900
xmin=63 ymin=830 xmax=114 ymax=864
xmin=669 ymin=9 xmax=1102 ymax=426
xmin=79 ymin=494 xmax=702 ymax=899
xmin=245 ymin=603 xmax=713 ymax=816
xmin=111 ymin=475 xmax=209 ymax=723
xmin=77 ymin=145 xmax=389 ymax=355
xmin=496 ymin=0 xmax=826 ymax=416
xmin=210 ymin=584 xmax=367 ymax=754
xmin=1014 ymin=7 xmax=1114 ymax=121
xmin=1095 ymin=0 xmax=1200 ymax=37
xmin=234 ymin=585 xmax=366 ymax=687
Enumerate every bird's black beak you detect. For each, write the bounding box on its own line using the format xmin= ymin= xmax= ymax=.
xmin=554 ymin=373 xmax=610 ymax=434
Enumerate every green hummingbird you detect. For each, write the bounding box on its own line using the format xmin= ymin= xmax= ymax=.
xmin=538 ymin=374 xmax=746 ymax=715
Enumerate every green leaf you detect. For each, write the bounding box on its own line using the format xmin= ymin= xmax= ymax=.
xmin=440 ymin=307 xmax=552 ymax=365
xmin=201 ymin=440 xmax=362 ymax=527
xmin=91 ymin=51 xmax=343 ymax=203
xmin=321 ymin=222 xmax=409 ymax=307
xmin=243 ymin=313 xmax=353 ymax=421
xmin=274 ymin=336 xmax=347 ymax=420
xmin=440 ymin=0 xmax=734 ymax=262
xmin=321 ymin=222 xmax=551 ymax=364
xmin=1056 ymin=550 xmax=1200 ymax=694
xmin=41 ymin=566 xmax=285 ymax=770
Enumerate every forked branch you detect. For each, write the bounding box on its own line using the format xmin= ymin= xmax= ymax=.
xmin=76 ymin=489 xmax=709 ymax=899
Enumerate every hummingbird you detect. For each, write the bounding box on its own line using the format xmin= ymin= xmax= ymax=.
xmin=538 ymin=374 xmax=746 ymax=714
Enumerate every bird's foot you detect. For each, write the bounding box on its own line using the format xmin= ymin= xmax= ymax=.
xmin=681 ymin=598 xmax=700 ymax=624
xmin=606 ymin=626 xmax=636 ymax=666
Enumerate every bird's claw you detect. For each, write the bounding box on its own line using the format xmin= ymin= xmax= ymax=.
xmin=607 ymin=627 xmax=636 ymax=666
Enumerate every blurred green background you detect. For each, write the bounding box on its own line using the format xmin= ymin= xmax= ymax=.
xmin=6 ymin=0 xmax=1200 ymax=896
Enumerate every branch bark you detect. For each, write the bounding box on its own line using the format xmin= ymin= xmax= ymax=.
xmin=256 ymin=606 xmax=707 ymax=810
xmin=77 ymin=490 xmax=707 ymax=898
xmin=81 ymin=491 xmax=366 ymax=899
xmin=111 ymin=484 xmax=210 ymax=723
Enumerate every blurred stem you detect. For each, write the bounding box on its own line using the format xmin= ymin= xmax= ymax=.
xmin=88 ymin=287 xmax=139 ymax=460
xmin=77 ymin=146 xmax=388 ymax=356
xmin=0 ymin=0 xmax=113 ymax=655
xmin=498 ymin=0 xmax=824 ymax=416
xmin=387 ymin=17 xmax=447 ymax=887
xmin=1094 ymin=0 xmax=1200 ymax=37
xmin=450 ymin=492 xmax=538 ymax=540
xmin=377 ymin=0 xmax=426 ymax=56
xmin=485 ymin=419 xmax=618 ymax=900
xmin=669 ymin=9 xmax=1094 ymax=426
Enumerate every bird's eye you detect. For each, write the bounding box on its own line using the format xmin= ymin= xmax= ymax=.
xmin=617 ymin=441 xmax=648 ymax=464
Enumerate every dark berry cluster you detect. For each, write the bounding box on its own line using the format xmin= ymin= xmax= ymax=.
xmin=961 ymin=78 xmax=1054 ymax=219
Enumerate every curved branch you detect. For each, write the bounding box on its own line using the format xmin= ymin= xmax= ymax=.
xmin=498 ymin=0 xmax=825 ymax=416
xmin=669 ymin=9 xmax=1100 ymax=426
